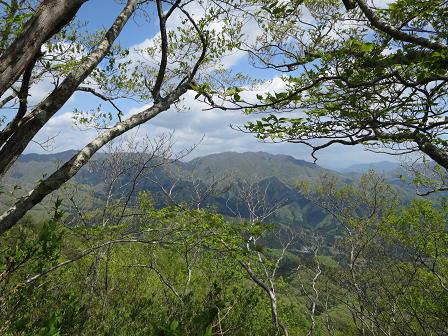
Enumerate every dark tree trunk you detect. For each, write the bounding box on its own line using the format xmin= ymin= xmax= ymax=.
xmin=0 ymin=0 xmax=87 ymax=98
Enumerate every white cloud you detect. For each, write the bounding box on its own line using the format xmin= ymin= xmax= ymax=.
xmin=372 ymin=0 xmax=395 ymax=8
xmin=25 ymin=72 xmax=396 ymax=170
xmin=23 ymin=1 xmax=398 ymax=170
xmin=46 ymin=112 xmax=75 ymax=127
xmin=120 ymin=87 xmax=394 ymax=168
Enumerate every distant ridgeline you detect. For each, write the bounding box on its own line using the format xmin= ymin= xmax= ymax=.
xmin=3 ymin=150 xmax=410 ymax=236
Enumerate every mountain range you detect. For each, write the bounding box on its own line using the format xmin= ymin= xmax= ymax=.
xmin=2 ymin=150 xmax=413 ymax=234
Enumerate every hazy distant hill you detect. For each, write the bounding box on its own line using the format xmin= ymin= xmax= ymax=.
xmin=341 ymin=161 xmax=401 ymax=174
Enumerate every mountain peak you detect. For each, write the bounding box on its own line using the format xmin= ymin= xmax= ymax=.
xmin=186 ymin=151 xmax=335 ymax=185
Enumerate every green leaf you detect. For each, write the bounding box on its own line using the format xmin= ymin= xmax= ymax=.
xmin=203 ymin=325 xmax=212 ymax=336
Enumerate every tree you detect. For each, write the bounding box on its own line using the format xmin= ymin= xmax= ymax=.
xmin=67 ymin=133 xmax=192 ymax=227
xmin=299 ymin=171 xmax=448 ymax=335
xmin=0 ymin=0 xmax=239 ymax=234
xmin=0 ymin=190 xmax=284 ymax=335
xmin=0 ymin=0 xmax=87 ymax=98
xmin=218 ymin=0 xmax=448 ymax=169
xmin=225 ymin=178 xmax=292 ymax=335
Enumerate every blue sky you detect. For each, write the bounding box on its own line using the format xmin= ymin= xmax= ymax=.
xmin=22 ymin=0 xmax=397 ymax=170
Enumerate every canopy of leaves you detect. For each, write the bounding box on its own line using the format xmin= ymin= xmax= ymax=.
xmin=238 ymin=0 xmax=448 ymax=169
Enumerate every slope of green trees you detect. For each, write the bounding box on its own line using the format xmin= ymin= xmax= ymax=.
xmin=1 ymin=172 xmax=447 ymax=335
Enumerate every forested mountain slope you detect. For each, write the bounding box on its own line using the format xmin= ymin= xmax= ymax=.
xmin=2 ymin=151 xmax=415 ymax=235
